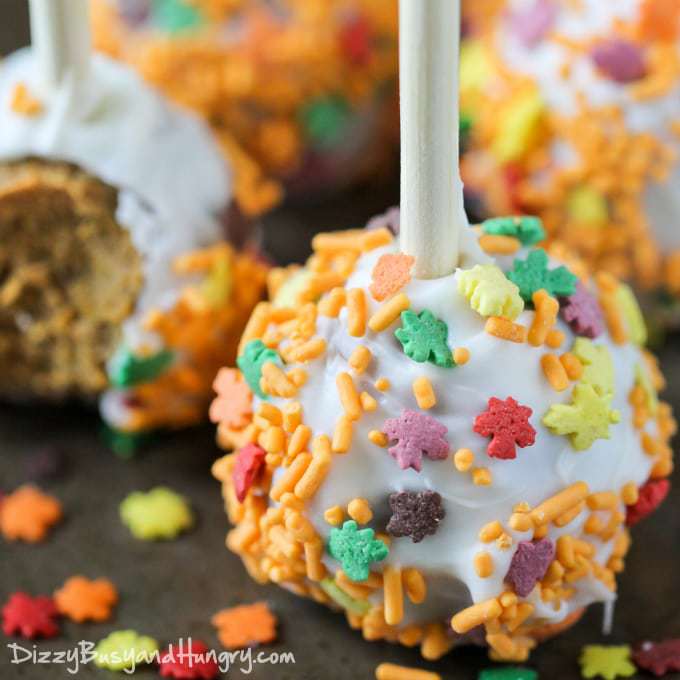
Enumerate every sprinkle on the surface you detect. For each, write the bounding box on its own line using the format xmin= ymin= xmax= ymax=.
xmin=369 ymin=293 xmax=411 ymax=333
xmin=232 ymin=443 xmax=266 ymax=502
xmin=620 ymin=483 xmax=639 ymax=507
xmin=632 ymin=639 xmax=680 ymax=677
xmin=336 ymin=372 xmax=362 ymax=421
xmin=454 ymin=448 xmax=475 ymax=472
xmin=375 ymin=377 xmax=391 ymax=391
xmin=579 ymin=645 xmax=636 ymax=680
xmin=383 ymin=566 xmax=404 ymax=625
xmin=212 ymin=602 xmax=277 ymax=650
xmin=349 ymin=345 xmax=372 ymax=374
xmin=287 ymin=337 xmax=327 ymax=363
xmin=287 ymin=424 xmax=311 ymax=457
xmin=94 ymin=630 xmax=159 ymax=671
xmin=474 ymin=551 xmax=495 ymax=578
xmin=453 ymin=347 xmax=471 ymax=365
xmin=560 ymin=352 xmax=584 ymax=381
xmin=508 ymin=512 xmax=533 ymax=532
xmin=596 ymin=273 xmax=628 ymax=345
xmin=319 ymin=287 xmax=346 ymax=317
xmin=261 ymin=362 xmax=299 ymax=397
xmin=237 ymin=340 xmax=281 ymax=399
xmin=481 ymin=216 xmax=546 ymax=246
xmin=2 ymin=593 xmax=59 ymax=639
xmin=54 ymin=577 xmax=118 ymax=623
xmin=560 ymin=282 xmax=604 ymax=339
xmin=347 ymin=288 xmax=367 ymax=337
xmin=508 ymin=249 xmax=578 ymax=303
xmin=282 ymin=402 xmax=302 ymax=432
xmin=626 ymin=479 xmax=670 ymax=526
xmin=616 ymin=283 xmax=648 ymax=346
xmin=451 ymin=598 xmax=502 ymax=634
xmin=0 ymin=485 xmax=62 ymax=543
xmin=479 ymin=234 xmax=522 ymax=255
xmin=369 ymin=430 xmax=389 ymax=447
xmin=505 ymin=539 xmax=555 ymax=597
xmin=458 ymin=264 xmax=524 ymax=320
xmin=531 ymin=482 xmax=589 ymax=527
xmin=472 ymin=467 xmax=493 ymax=486
xmin=412 ymin=377 xmax=436 ymax=410
xmin=395 ymin=309 xmax=454 ymax=367
xmin=528 ymin=290 xmax=559 ymax=347
xmin=324 ymin=506 xmax=345 ymax=526
xmin=386 ymin=490 xmax=445 ymax=543
xmin=294 ymin=435 xmax=332 ymax=500
xmin=347 ymin=498 xmax=373 ymax=525
xmin=546 ymin=328 xmax=565 ymax=349
xmin=591 ymin=39 xmax=647 ymax=84
xmin=119 ymin=487 xmax=193 ymax=540
xmin=332 ymin=416 xmax=354 ymax=453
xmin=375 ymin=662 xmax=441 ymax=680
xmin=543 ymin=383 xmax=620 ymax=451
xmin=361 ymin=391 xmax=378 ymax=412
xmin=320 ymin=579 xmax=370 ymax=616
xmin=382 ymin=410 xmax=449 ymax=471
xmin=573 ymin=338 xmax=615 ymax=396
xmin=10 ymin=82 xmax=43 ymax=116
xmin=403 ymin=568 xmax=427 ymax=604
xmin=474 ymin=397 xmax=536 ymax=460
xmin=541 ymin=354 xmax=570 ymax=391
xmin=485 ymin=317 xmax=528 ymax=343
xmin=479 ymin=520 xmax=504 ymax=543
xmin=370 ymin=253 xmax=415 ymax=301
xmin=327 ymin=520 xmax=389 ymax=582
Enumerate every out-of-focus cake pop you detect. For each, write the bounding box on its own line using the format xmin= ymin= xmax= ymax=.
xmin=459 ymin=0 xmax=680 ymax=318
xmin=211 ymin=0 xmax=676 ymax=663
xmin=91 ymin=0 xmax=399 ymax=218
xmin=0 ymin=0 xmax=267 ymax=448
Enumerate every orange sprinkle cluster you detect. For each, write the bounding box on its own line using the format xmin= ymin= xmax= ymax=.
xmin=92 ymin=0 xmax=399 ymax=216
xmin=119 ymin=243 xmax=267 ymax=434
xmin=0 ymin=485 xmax=62 ymax=543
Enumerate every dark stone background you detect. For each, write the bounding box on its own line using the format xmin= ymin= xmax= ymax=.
xmin=1 ymin=3 xmax=679 ymax=678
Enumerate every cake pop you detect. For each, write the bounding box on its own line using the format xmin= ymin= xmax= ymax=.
xmin=460 ymin=0 xmax=680 ymax=314
xmin=0 ymin=0 xmax=267 ymax=444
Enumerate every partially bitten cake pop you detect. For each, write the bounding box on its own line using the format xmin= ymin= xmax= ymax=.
xmin=211 ymin=0 xmax=676 ymax=663
xmin=460 ymin=0 xmax=680 ymax=309
xmin=0 ymin=0 xmax=267 ymax=445
xmin=91 ymin=0 xmax=399 ymax=217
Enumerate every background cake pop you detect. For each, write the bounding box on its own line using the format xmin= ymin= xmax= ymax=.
xmin=0 ymin=0 xmax=267 ymax=447
xmin=210 ymin=0 xmax=676 ymax=664
xmin=91 ymin=0 xmax=400 ymax=218
xmin=459 ymin=0 xmax=680 ymax=317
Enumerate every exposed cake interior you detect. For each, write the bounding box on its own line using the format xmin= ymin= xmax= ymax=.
xmin=0 ymin=160 xmax=143 ymax=399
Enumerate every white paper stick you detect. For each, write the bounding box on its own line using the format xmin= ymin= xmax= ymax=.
xmin=399 ymin=0 xmax=464 ymax=279
xmin=29 ymin=0 xmax=91 ymax=93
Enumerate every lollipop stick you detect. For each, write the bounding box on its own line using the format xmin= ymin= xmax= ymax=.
xmin=399 ymin=0 xmax=464 ymax=279
xmin=29 ymin=0 xmax=91 ymax=93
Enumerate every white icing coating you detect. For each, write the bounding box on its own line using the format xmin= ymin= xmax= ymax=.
xmin=260 ymin=240 xmax=659 ymax=629
xmin=496 ymin=0 xmax=680 ymax=255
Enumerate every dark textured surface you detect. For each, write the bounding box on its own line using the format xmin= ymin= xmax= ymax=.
xmin=1 ymin=3 xmax=680 ymax=678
